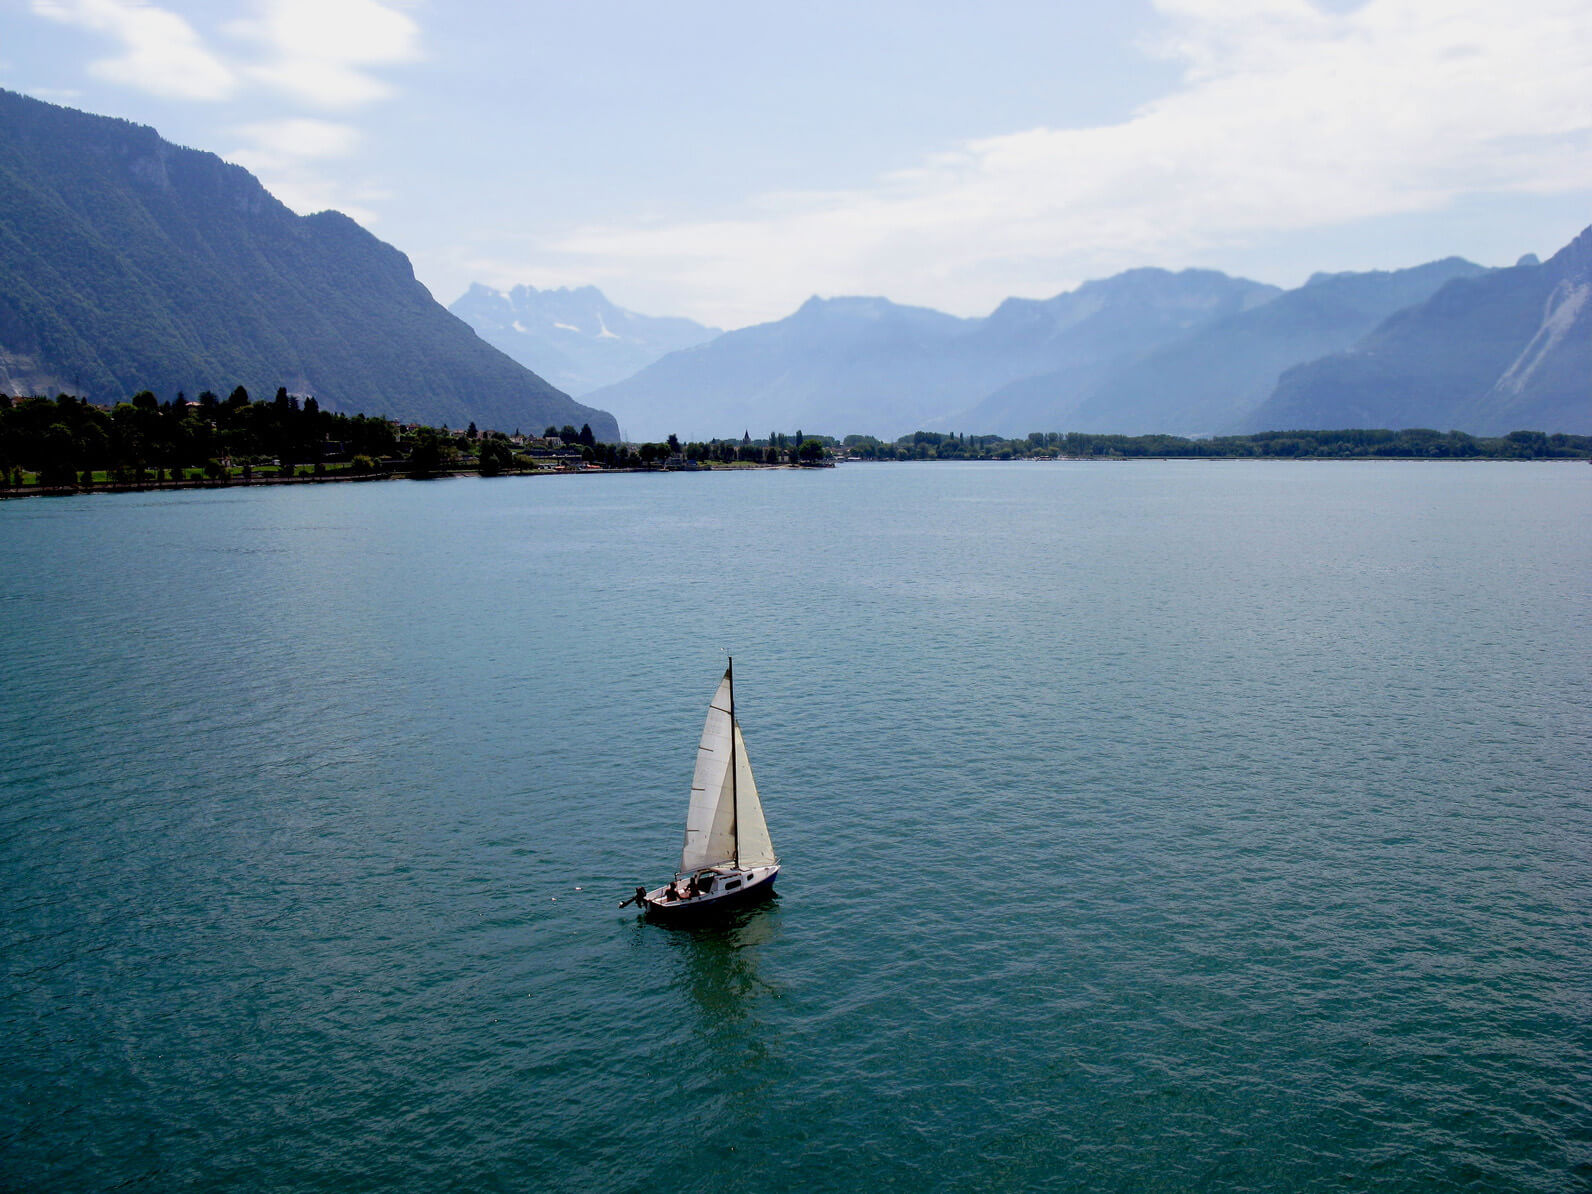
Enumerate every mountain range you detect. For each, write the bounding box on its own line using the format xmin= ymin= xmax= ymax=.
xmin=0 ymin=88 xmax=618 ymax=441
xmin=3 ymin=86 xmax=1584 ymax=446
xmin=447 ymin=283 xmax=719 ymax=399
xmin=1254 ymin=230 xmax=1591 ymax=435
xmin=573 ymin=245 xmax=1586 ymax=441
xmin=973 ymin=257 xmax=1490 ymax=436
xmin=581 ymin=294 xmax=985 ymax=442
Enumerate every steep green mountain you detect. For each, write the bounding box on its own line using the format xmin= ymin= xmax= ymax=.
xmin=448 ymin=283 xmax=719 ymax=397
xmin=1251 ymin=226 xmax=1591 ymax=434
xmin=0 ymin=89 xmax=617 ymax=440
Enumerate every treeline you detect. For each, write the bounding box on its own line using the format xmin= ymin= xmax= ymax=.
xmin=0 ymin=388 xmax=835 ymax=491
xmin=0 ymin=388 xmax=402 ymax=486
xmin=399 ymin=423 xmax=824 ymax=477
xmin=0 ymin=392 xmax=613 ymax=488
xmin=7 ymin=388 xmax=1587 ymax=494
xmin=843 ymin=428 xmax=1592 ymax=461
xmin=561 ymin=428 xmax=828 ymax=470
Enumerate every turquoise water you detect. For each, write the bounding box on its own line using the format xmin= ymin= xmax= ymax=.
xmin=2 ymin=462 xmax=1589 ymax=1191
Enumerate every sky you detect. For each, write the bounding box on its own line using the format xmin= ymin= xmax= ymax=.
xmin=3 ymin=0 xmax=1591 ymax=329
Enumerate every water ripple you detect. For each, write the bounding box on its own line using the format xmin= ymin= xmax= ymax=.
xmin=1 ymin=465 xmax=1589 ymax=1191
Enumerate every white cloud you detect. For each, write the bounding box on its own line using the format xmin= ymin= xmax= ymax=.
xmin=232 ymin=166 xmax=385 ymax=224
xmin=31 ymin=0 xmax=235 ymax=100
xmin=226 ymin=0 xmax=422 ymax=109
xmin=228 ymin=118 xmax=382 ymax=221
xmin=30 ymin=0 xmax=420 ymax=109
xmin=233 ymin=116 xmax=361 ymax=161
xmin=519 ymin=0 xmax=1592 ymax=327
xmin=13 ymin=86 xmax=87 ymax=102
xmin=26 ymin=1 xmax=423 ymax=230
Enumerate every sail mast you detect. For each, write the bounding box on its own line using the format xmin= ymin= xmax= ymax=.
xmin=728 ymin=656 xmax=739 ymax=869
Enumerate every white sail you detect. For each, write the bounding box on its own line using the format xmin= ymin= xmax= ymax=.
xmin=731 ymin=723 xmax=776 ymax=868
xmin=680 ymin=672 xmax=737 ymax=873
xmin=677 ymin=667 xmax=778 ymax=875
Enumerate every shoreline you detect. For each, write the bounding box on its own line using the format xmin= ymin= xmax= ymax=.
xmin=4 ymin=453 xmax=1584 ymax=501
xmin=0 ymin=461 xmax=801 ymax=501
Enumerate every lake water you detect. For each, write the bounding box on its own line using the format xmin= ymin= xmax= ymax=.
xmin=2 ymin=461 xmax=1589 ymax=1191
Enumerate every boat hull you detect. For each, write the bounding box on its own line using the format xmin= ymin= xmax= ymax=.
xmin=642 ymin=865 xmax=778 ymax=921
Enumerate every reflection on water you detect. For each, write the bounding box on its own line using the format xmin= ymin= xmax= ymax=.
xmin=663 ymin=897 xmax=784 ymax=1071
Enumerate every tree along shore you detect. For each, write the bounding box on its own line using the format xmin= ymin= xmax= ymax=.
xmin=843 ymin=428 xmax=1592 ymax=461
xmin=0 ymin=389 xmax=830 ymax=497
xmin=3 ymin=388 xmax=1587 ymax=500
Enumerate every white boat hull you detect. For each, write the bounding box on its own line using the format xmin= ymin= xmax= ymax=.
xmin=642 ymin=864 xmax=779 ymax=919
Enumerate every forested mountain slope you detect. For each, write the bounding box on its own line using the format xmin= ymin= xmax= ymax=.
xmin=0 ymin=89 xmax=618 ymax=440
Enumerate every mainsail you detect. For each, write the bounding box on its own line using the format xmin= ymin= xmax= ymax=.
xmin=680 ymin=671 xmax=736 ymax=873
xmin=678 ymin=666 xmax=776 ymax=874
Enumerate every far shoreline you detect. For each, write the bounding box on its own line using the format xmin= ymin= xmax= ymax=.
xmin=0 ymin=459 xmax=799 ymax=501
xmin=5 ymin=453 xmax=1587 ymax=502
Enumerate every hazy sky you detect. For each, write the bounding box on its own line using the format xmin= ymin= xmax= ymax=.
xmin=4 ymin=0 xmax=1590 ymax=328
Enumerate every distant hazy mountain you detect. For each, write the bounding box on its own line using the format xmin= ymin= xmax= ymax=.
xmin=592 ymin=252 xmax=1574 ymax=440
xmin=449 ymin=283 xmax=719 ymax=397
xmin=1251 ymin=225 xmax=1591 ymax=434
xmin=945 ymin=269 xmax=1282 ymax=435
xmin=0 ymin=88 xmax=618 ymax=440
xmin=583 ymin=295 xmax=985 ymax=441
xmin=1046 ymin=257 xmax=1488 ymax=436
xmin=587 ymin=270 xmax=1279 ymax=441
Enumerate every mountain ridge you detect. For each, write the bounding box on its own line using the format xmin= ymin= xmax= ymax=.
xmin=1046 ymin=256 xmax=1491 ymax=436
xmin=587 ymin=269 xmax=1289 ymax=440
xmin=581 ymin=294 xmax=985 ymax=441
xmin=578 ymin=241 xmax=1588 ymax=439
xmin=0 ymin=88 xmax=619 ymax=440
xmin=946 ymin=268 xmax=1284 ymax=434
xmin=448 ymin=282 xmax=719 ymax=401
xmin=5 ymin=89 xmax=1582 ymax=443
xmin=1252 ymin=227 xmax=1591 ymax=435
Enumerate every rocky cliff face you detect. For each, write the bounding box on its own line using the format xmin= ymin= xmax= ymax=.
xmin=1041 ymin=257 xmax=1489 ymax=435
xmin=1466 ymin=227 xmax=1591 ymax=432
xmin=1252 ymin=225 xmax=1591 ymax=435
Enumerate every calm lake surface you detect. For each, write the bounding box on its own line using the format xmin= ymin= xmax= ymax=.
xmin=2 ymin=461 xmax=1589 ymax=1191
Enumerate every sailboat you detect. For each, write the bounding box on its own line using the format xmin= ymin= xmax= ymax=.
xmin=629 ymin=658 xmax=779 ymax=919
